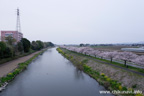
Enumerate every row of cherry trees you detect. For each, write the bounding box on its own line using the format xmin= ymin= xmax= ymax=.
xmin=60 ymin=46 xmax=144 ymax=67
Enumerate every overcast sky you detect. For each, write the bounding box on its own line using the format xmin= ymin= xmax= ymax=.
xmin=0 ymin=0 xmax=144 ymax=44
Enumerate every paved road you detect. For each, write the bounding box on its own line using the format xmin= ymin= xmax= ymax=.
xmin=0 ymin=51 xmax=41 ymax=77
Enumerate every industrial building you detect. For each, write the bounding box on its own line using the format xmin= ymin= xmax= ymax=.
xmin=1 ymin=31 xmax=23 ymax=43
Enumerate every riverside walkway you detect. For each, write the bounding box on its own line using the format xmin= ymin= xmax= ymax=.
xmin=0 ymin=51 xmax=41 ymax=77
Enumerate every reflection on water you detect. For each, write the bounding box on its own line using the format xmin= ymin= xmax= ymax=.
xmin=74 ymin=68 xmax=84 ymax=80
xmin=0 ymin=48 xmax=113 ymax=96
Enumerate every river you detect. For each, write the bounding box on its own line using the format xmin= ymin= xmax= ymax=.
xmin=0 ymin=48 xmax=113 ymax=96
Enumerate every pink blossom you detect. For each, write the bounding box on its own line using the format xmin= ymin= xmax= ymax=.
xmin=133 ymin=55 xmax=144 ymax=66
xmin=115 ymin=52 xmax=138 ymax=66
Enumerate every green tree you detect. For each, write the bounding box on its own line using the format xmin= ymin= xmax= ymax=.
xmin=3 ymin=44 xmax=14 ymax=58
xmin=36 ymin=40 xmax=44 ymax=50
xmin=31 ymin=41 xmax=38 ymax=50
xmin=5 ymin=36 xmax=16 ymax=45
xmin=43 ymin=42 xmax=54 ymax=48
xmin=17 ymin=42 xmax=24 ymax=53
xmin=0 ymin=42 xmax=6 ymax=58
xmin=47 ymin=42 xmax=54 ymax=47
xmin=21 ymin=38 xmax=31 ymax=52
xmin=80 ymin=43 xmax=84 ymax=47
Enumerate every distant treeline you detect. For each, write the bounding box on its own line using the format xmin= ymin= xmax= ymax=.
xmin=79 ymin=43 xmax=144 ymax=47
xmin=0 ymin=37 xmax=54 ymax=59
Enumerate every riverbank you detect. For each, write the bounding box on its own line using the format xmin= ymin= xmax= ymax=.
xmin=0 ymin=48 xmax=48 ymax=91
xmin=0 ymin=51 xmax=39 ymax=78
xmin=57 ymin=48 xmax=144 ymax=96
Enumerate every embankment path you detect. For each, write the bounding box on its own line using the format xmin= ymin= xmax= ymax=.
xmin=0 ymin=51 xmax=41 ymax=77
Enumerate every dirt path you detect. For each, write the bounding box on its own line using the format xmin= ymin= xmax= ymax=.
xmin=0 ymin=51 xmax=41 ymax=77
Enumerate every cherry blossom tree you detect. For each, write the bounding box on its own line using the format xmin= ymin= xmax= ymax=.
xmin=97 ymin=51 xmax=105 ymax=59
xmin=104 ymin=51 xmax=118 ymax=62
xmin=93 ymin=50 xmax=101 ymax=57
xmin=77 ymin=47 xmax=87 ymax=54
xmin=116 ymin=52 xmax=138 ymax=66
xmin=59 ymin=46 xmax=143 ymax=68
xmin=83 ymin=47 xmax=94 ymax=55
xmin=133 ymin=55 xmax=144 ymax=66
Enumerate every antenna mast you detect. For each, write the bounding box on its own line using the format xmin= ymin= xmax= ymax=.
xmin=16 ymin=8 xmax=21 ymax=33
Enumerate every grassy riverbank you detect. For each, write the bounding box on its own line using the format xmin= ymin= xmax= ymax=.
xmin=0 ymin=48 xmax=47 ymax=88
xmin=57 ymin=48 xmax=144 ymax=96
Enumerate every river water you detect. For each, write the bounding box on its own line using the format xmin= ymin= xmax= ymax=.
xmin=0 ymin=48 xmax=113 ymax=96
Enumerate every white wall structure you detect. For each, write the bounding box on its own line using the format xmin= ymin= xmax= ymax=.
xmin=121 ymin=48 xmax=144 ymax=52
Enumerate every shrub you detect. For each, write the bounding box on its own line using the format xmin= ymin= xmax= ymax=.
xmin=128 ymin=88 xmax=133 ymax=91
xmin=104 ymin=76 xmax=108 ymax=79
xmin=0 ymin=77 xmax=11 ymax=83
xmin=135 ymin=93 xmax=144 ymax=96
xmin=122 ymin=87 xmax=127 ymax=91
xmin=13 ymin=69 xmax=20 ymax=75
xmin=106 ymin=77 xmax=111 ymax=82
xmin=132 ymin=84 xmax=137 ymax=88
xmin=94 ymin=71 xmax=100 ymax=76
xmin=118 ymin=85 xmax=122 ymax=90
xmin=70 ymin=56 xmax=73 ymax=60
xmin=110 ymin=80 xmax=119 ymax=89
xmin=101 ymin=73 xmax=105 ymax=77
xmin=83 ymin=64 xmax=91 ymax=72
xmin=7 ymin=73 xmax=13 ymax=77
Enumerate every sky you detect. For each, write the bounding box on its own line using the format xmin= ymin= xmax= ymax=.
xmin=0 ymin=0 xmax=144 ymax=44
